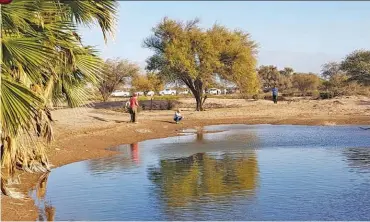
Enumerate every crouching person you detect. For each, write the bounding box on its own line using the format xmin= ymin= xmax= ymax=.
xmin=174 ymin=109 xmax=183 ymax=124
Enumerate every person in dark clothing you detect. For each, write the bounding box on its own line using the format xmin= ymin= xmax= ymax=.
xmin=272 ymin=86 xmax=278 ymax=104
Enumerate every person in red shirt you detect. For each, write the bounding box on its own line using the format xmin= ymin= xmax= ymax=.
xmin=129 ymin=93 xmax=139 ymax=123
xmin=130 ymin=143 xmax=139 ymax=164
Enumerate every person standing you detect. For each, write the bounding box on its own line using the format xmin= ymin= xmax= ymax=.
xmin=272 ymin=86 xmax=278 ymax=104
xmin=129 ymin=93 xmax=139 ymax=123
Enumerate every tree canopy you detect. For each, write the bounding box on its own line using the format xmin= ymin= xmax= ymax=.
xmin=131 ymin=73 xmax=164 ymax=95
xmin=279 ymin=67 xmax=294 ymax=77
xmin=98 ymin=58 xmax=140 ymax=101
xmin=257 ymin=65 xmax=293 ymax=91
xmin=321 ymin=62 xmax=344 ymax=80
xmin=292 ymin=73 xmax=321 ymax=96
xmin=340 ymin=50 xmax=370 ymax=85
xmin=144 ymin=17 xmax=259 ymax=110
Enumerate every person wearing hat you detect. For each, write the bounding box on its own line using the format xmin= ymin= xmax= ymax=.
xmin=129 ymin=93 xmax=139 ymax=123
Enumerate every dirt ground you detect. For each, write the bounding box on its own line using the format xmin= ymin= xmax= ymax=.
xmin=2 ymin=96 xmax=370 ymax=221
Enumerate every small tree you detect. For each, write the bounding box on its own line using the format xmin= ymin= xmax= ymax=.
xmin=132 ymin=73 xmax=164 ymax=95
xmin=321 ymin=74 xmax=349 ymax=97
xmin=98 ymin=59 xmax=140 ymax=101
xmin=279 ymin=67 xmax=294 ymax=77
xmin=131 ymin=75 xmax=151 ymax=94
xmin=144 ymin=17 xmax=259 ymax=111
xmin=292 ymin=73 xmax=321 ymax=96
xmin=258 ymin=65 xmax=292 ymax=91
xmin=321 ymin=62 xmax=345 ymax=80
xmin=258 ymin=65 xmax=281 ymax=89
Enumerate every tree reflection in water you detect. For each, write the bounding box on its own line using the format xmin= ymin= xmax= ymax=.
xmin=147 ymin=127 xmax=260 ymax=208
xmin=87 ymin=142 xmax=140 ymax=174
xmin=148 ymin=151 xmax=259 ymax=208
xmin=343 ymin=147 xmax=370 ymax=172
xmin=31 ymin=173 xmax=55 ymax=221
xmin=196 ymin=131 xmax=204 ymax=143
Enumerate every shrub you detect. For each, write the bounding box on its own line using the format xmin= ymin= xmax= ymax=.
xmin=311 ymin=90 xmax=320 ymax=99
xmin=319 ymin=92 xmax=334 ymax=100
xmin=138 ymin=95 xmax=179 ymax=101
xmin=167 ymin=100 xmax=175 ymax=110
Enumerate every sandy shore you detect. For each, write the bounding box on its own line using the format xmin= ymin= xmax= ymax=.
xmin=2 ymin=96 xmax=370 ymax=221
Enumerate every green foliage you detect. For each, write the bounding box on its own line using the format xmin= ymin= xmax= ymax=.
xmin=340 ymin=50 xmax=370 ymax=86
xmin=317 ymin=50 xmax=370 ymax=98
xmin=1 ymin=0 xmax=118 ymax=181
xmin=138 ymin=95 xmax=179 ymax=101
xmin=144 ymin=17 xmax=259 ymax=111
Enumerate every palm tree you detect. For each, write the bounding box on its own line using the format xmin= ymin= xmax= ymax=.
xmin=1 ymin=0 xmax=117 ymax=196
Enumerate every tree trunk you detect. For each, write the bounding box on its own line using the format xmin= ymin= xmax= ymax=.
xmin=195 ymin=94 xmax=202 ymax=111
xmin=182 ymin=77 xmax=205 ymax=111
xmin=102 ymin=94 xmax=109 ymax=102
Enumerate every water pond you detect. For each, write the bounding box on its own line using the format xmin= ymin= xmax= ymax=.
xmin=31 ymin=124 xmax=370 ymax=221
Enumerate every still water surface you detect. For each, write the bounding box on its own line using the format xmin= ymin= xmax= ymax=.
xmin=32 ymin=125 xmax=370 ymax=221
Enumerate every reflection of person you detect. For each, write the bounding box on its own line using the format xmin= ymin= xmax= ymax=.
xmin=272 ymin=86 xmax=278 ymax=104
xmin=129 ymin=93 xmax=139 ymax=123
xmin=174 ymin=109 xmax=183 ymax=124
xmin=130 ymin=143 xmax=139 ymax=163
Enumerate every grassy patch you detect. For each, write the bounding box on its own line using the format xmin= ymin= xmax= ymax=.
xmin=138 ymin=95 xmax=180 ymax=101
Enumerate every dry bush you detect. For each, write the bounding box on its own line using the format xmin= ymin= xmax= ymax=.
xmin=343 ymin=83 xmax=370 ymax=96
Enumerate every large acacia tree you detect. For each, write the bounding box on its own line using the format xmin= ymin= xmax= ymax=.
xmin=144 ymin=18 xmax=259 ymax=111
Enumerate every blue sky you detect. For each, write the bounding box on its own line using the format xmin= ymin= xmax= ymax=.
xmin=80 ymin=1 xmax=370 ymax=73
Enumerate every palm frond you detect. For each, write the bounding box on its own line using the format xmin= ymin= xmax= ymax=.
xmin=1 ymin=75 xmax=42 ymax=137
xmin=2 ymin=36 xmax=54 ymax=82
xmin=61 ymin=0 xmax=118 ymax=42
xmin=1 ymin=0 xmax=38 ymax=34
xmin=74 ymin=49 xmax=103 ymax=84
xmin=1 ymin=0 xmax=118 ymax=187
